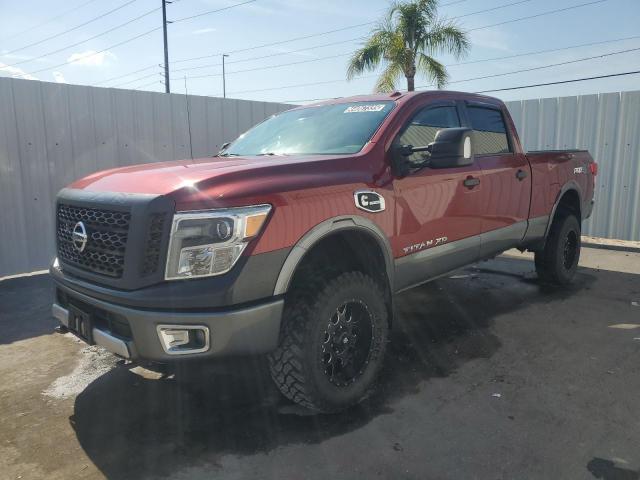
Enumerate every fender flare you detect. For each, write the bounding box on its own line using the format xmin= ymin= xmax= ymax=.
xmin=273 ymin=215 xmax=395 ymax=296
xmin=544 ymin=182 xmax=582 ymax=239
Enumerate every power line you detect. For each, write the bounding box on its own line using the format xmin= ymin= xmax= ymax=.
xmin=16 ymin=0 xmax=263 ymax=78
xmin=171 ymin=22 xmax=376 ymax=65
xmin=21 ymin=26 xmax=162 ymax=77
xmin=168 ymin=0 xmax=533 ymax=75
xmin=176 ymin=30 xmax=635 ymax=84
xmin=132 ymin=78 xmax=164 ymax=90
xmin=170 ymin=0 xmax=610 ymax=83
xmin=415 ymin=46 xmax=640 ymax=90
xmin=147 ymin=0 xmax=615 ymax=99
xmin=221 ymin=74 xmax=381 ymax=96
xmin=213 ymin=35 xmax=640 ymax=96
xmin=170 ymin=0 xmax=259 ymax=23
xmin=282 ymin=57 xmax=640 ymax=103
xmin=171 ymin=36 xmax=368 ymax=73
xmin=89 ymin=0 xmax=606 ymax=88
xmin=97 ymin=25 xmax=368 ymax=86
xmin=168 ymin=0 xmax=529 ymax=67
xmin=467 ymin=0 xmax=607 ymax=32
xmin=94 ymin=64 xmax=159 ymax=86
xmin=0 ymin=0 xmax=102 ymax=42
xmin=282 ymin=69 xmax=640 ymax=103
xmin=474 ymin=70 xmax=640 ymax=93
xmin=5 ymin=5 xmax=160 ymax=68
xmin=3 ymin=0 xmax=139 ymax=57
xmin=172 ymin=52 xmax=354 ymax=80
xmin=111 ymin=70 xmax=161 ymax=88
xmin=91 ymin=0 xmax=476 ymax=85
xmin=449 ymin=34 xmax=640 ymax=67
xmin=175 ymin=44 xmax=639 ymax=95
xmin=454 ymin=0 xmax=533 ymax=19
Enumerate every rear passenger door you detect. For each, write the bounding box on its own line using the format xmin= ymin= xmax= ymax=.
xmin=462 ymin=103 xmax=531 ymax=257
xmin=392 ymin=102 xmax=483 ymax=292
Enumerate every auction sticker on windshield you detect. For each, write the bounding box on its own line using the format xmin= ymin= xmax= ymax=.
xmin=344 ymin=104 xmax=387 ymax=113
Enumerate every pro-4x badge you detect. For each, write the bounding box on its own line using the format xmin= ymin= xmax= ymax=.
xmin=354 ymin=190 xmax=386 ymax=213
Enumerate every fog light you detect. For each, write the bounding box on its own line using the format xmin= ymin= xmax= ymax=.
xmin=157 ymin=325 xmax=210 ymax=355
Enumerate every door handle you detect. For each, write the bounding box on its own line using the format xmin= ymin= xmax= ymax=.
xmin=463 ymin=176 xmax=480 ymax=189
xmin=516 ymin=169 xmax=528 ymax=181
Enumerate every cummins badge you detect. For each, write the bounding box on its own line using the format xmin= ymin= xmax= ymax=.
xmin=354 ymin=190 xmax=386 ymax=213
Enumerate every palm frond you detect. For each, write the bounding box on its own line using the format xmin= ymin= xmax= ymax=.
xmin=347 ymin=0 xmax=470 ymax=91
xmin=346 ymin=24 xmax=396 ymax=79
xmin=374 ymin=62 xmax=404 ymax=93
xmin=420 ymin=18 xmax=470 ymax=60
xmin=417 ymin=53 xmax=449 ymax=88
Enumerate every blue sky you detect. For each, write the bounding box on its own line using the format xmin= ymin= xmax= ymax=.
xmin=0 ymin=0 xmax=639 ymax=104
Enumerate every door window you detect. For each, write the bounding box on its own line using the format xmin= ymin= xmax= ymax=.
xmin=396 ymin=106 xmax=460 ymax=164
xmin=467 ymin=106 xmax=510 ymax=155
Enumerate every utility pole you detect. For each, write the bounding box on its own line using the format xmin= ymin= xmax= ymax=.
xmin=222 ymin=54 xmax=229 ymax=98
xmin=162 ymin=0 xmax=171 ymax=93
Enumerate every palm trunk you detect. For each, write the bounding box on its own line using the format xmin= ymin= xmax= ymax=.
xmin=406 ymin=75 xmax=415 ymax=92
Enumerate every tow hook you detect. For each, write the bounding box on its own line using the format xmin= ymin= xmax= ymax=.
xmin=54 ymin=325 xmax=69 ymax=334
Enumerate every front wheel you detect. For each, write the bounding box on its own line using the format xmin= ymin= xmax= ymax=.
xmin=535 ymin=213 xmax=581 ymax=285
xmin=268 ymin=271 xmax=389 ymax=413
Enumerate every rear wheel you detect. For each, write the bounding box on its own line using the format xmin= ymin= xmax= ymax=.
xmin=535 ymin=213 xmax=581 ymax=285
xmin=268 ymin=271 xmax=388 ymax=413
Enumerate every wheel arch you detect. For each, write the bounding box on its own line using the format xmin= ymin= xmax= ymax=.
xmin=545 ymin=183 xmax=582 ymax=239
xmin=273 ymin=216 xmax=395 ymax=297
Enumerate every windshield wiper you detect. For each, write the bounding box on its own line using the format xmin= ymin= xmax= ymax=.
xmin=217 ymin=152 xmax=240 ymax=157
xmin=256 ymin=152 xmax=287 ymax=156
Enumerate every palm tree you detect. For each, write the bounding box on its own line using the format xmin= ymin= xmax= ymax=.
xmin=347 ymin=0 xmax=470 ymax=92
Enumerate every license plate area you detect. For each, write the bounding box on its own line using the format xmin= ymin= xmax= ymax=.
xmin=68 ymin=305 xmax=94 ymax=344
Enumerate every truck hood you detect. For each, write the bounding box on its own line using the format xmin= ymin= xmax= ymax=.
xmin=69 ymin=154 xmax=371 ymax=209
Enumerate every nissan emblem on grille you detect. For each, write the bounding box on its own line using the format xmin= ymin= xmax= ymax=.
xmin=72 ymin=221 xmax=88 ymax=252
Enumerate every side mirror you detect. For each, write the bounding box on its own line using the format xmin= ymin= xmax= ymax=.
xmin=428 ymin=127 xmax=473 ymax=169
xmin=391 ymin=127 xmax=473 ymax=176
xmin=391 ymin=144 xmax=431 ymax=176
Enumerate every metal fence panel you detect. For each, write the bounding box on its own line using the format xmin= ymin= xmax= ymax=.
xmin=2 ymin=77 xmax=638 ymax=277
xmin=506 ymin=90 xmax=640 ymax=242
xmin=0 ymin=77 xmax=291 ymax=277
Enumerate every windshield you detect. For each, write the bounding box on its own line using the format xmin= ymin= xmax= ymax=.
xmin=223 ymin=101 xmax=395 ymax=156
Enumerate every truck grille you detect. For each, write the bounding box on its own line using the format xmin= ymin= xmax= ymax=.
xmin=56 ymin=204 xmax=131 ymax=278
xmin=141 ymin=213 xmax=166 ymax=277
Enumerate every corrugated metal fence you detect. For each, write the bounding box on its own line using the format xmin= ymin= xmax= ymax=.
xmin=505 ymin=91 xmax=640 ymax=242
xmin=1 ymin=77 xmax=638 ymax=278
xmin=0 ymin=77 xmax=290 ymax=277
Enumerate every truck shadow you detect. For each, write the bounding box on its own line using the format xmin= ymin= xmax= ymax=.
xmin=587 ymin=458 xmax=639 ymax=480
xmin=71 ymin=256 xmax=596 ymax=479
xmin=0 ymin=274 xmax=56 ymax=345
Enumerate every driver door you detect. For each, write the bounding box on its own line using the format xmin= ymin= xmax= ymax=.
xmin=392 ymin=102 xmax=483 ymax=292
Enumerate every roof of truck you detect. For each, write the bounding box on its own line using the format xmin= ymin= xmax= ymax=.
xmin=293 ymin=90 xmax=504 ymax=109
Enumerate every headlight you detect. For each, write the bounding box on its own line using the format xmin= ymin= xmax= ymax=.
xmin=165 ymin=204 xmax=271 ymax=280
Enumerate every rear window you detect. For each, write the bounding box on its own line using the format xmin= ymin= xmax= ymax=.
xmin=467 ymin=106 xmax=510 ymax=155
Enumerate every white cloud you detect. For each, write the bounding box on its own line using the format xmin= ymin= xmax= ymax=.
xmin=67 ymin=50 xmax=116 ymax=66
xmin=52 ymin=71 xmax=66 ymax=83
xmin=0 ymin=62 xmax=38 ymax=80
xmin=470 ymin=29 xmax=512 ymax=52
xmin=192 ymin=27 xmax=216 ymax=35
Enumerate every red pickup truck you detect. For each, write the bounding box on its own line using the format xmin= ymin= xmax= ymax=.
xmin=51 ymin=90 xmax=596 ymax=412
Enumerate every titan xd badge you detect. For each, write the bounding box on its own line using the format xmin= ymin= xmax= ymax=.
xmin=354 ymin=190 xmax=386 ymax=213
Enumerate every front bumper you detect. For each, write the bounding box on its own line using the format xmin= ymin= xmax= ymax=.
xmin=52 ymin=281 xmax=284 ymax=362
